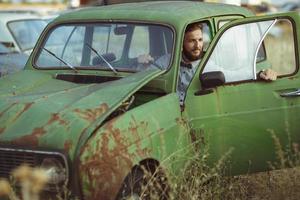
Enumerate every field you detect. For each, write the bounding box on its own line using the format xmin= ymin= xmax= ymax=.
xmin=169 ymin=145 xmax=300 ymax=200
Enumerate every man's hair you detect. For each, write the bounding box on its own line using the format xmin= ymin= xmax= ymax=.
xmin=185 ymin=23 xmax=203 ymax=33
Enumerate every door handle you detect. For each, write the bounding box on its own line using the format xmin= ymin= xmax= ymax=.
xmin=280 ymin=89 xmax=300 ymax=97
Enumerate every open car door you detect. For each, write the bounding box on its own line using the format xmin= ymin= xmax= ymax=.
xmin=185 ymin=12 xmax=300 ymax=175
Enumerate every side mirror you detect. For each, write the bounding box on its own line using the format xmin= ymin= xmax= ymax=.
xmin=200 ymin=71 xmax=225 ymax=89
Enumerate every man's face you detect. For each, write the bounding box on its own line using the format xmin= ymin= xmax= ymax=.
xmin=183 ymin=28 xmax=204 ymax=62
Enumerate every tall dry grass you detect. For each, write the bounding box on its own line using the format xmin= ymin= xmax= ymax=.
xmin=0 ymin=165 xmax=49 ymax=200
xmin=168 ymin=130 xmax=300 ymax=200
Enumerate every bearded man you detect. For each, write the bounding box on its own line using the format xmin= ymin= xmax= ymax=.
xmin=137 ymin=23 xmax=277 ymax=105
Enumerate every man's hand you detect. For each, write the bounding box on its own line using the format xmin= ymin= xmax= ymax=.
xmin=137 ymin=54 xmax=154 ymax=64
xmin=259 ymin=69 xmax=277 ymax=81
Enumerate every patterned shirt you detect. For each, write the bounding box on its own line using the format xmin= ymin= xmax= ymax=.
xmin=140 ymin=54 xmax=200 ymax=105
xmin=177 ymin=60 xmax=200 ymax=105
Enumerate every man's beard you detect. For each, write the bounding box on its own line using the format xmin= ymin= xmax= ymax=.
xmin=183 ymin=47 xmax=203 ymax=62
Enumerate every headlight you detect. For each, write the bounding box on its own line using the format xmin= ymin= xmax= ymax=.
xmin=41 ymin=158 xmax=67 ymax=186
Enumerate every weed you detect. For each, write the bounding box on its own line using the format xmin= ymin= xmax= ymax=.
xmin=0 ymin=165 xmax=49 ymax=200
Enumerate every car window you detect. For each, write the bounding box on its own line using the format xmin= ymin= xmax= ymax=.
xmin=218 ymin=20 xmax=231 ymax=29
xmin=260 ymin=19 xmax=295 ymax=76
xmin=35 ymin=23 xmax=174 ymax=72
xmin=129 ymin=26 xmax=149 ymax=58
xmin=202 ymin=22 xmax=212 ymax=51
xmin=203 ymin=18 xmax=296 ymax=83
xmin=7 ymin=19 xmax=47 ymax=51
xmin=217 ymin=16 xmax=245 ymax=29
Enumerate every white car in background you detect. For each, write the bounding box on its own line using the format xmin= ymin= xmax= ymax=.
xmin=0 ymin=11 xmax=48 ymax=54
xmin=0 ymin=43 xmax=28 ymax=77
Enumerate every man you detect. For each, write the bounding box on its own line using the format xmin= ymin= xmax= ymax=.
xmin=138 ymin=23 xmax=277 ymax=105
xmin=177 ymin=23 xmax=204 ymax=105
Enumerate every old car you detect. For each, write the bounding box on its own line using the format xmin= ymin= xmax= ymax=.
xmin=0 ymin=1 xmax=299 ymax=199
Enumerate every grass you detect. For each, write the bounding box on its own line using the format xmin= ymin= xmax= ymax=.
xmin=0 ymin=165 xmax=49 ymax=200
xmin=170 ymin=146 xmax=240 ymax=200
xmin=167 ymin=130 xmax=300 ymax=200
xmin=132 ymin=128 xmax=300 ymax=200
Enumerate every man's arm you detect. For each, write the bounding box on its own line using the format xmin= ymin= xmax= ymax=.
xmin=137 ymin=54 xmax=154 ymax=64
xmin=257 ymin=69 xmax=277 ymax=81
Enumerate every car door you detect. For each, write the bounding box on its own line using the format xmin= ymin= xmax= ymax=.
xmin=184 ymin=12 xmax=300 ymax=175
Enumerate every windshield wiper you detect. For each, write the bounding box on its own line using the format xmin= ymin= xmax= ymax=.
xmin=85 ymin=43 xmax=118 ymax=75
xmin=42 ymin=47 xmax=78 ymax=73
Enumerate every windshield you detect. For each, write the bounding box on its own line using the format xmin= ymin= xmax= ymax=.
xmin=7 ymin=19 xmax=47 ymax=51
xmin=35 ymin=23 xmax=174 ymax=72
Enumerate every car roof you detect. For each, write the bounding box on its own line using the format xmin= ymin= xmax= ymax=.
xmin=55 ymin=1 xmax=253 ymax=27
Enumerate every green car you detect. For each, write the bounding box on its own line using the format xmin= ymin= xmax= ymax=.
xmin=0 ymin=1 xmax=299 ymax=199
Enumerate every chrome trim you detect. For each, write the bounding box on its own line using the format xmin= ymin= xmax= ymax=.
xmin=280 ymin=89 xmax=300 ymax=97
xmin=253 ymin=19 xmax=277 ymax=79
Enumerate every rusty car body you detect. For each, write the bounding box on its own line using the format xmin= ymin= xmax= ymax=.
xmin=0 ymin=1 xmax=299 ymax=199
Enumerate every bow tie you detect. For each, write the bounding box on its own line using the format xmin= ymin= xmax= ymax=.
xmin=180 ymin=61 xmax=192 ymax=69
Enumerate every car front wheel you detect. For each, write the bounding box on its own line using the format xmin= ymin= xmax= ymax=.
xmin=116 ymin=164 xmax=169 ymax=200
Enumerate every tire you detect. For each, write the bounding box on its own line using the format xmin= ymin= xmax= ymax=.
xmin=116 ymin=165 xmax=169 ymax=200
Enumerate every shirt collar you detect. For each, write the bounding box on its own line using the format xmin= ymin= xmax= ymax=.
xmin=180 ymin=59 xmax=201 ymax=69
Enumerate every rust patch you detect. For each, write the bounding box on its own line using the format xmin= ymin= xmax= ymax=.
xmin=73 ymin=103 xmax=109 ymax=122
xmin=12 ymin=102 xmax=34 ymax=122
xmin=176 ymin=117 xmax=188 ymax=127
xmin=64 ymin=140 xmax=73 ymax=153
xmin=79 ymin=122 xmax=135 ymax=200
xmin=47 ymin=113 xmax=68 ymax=126
xmin=0 ymin=127 xmax=6 ymax=135
xmin=12 ymin=127 xmax=46 ymax=147
xmin=79 ymin=115 xmax=154 ymax=200
xmin=11 ymin=112 xmax=71 ymax=148
xmin=128 ymin=117 xmax=150 ymax=158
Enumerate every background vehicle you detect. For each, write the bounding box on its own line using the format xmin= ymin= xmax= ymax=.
xmin=280 ymin=2 xmax=300 ymax=12
xmin=0 ymin=43 xmax=28 ymax=76
xmin=0 ymin=11 xmax=47 ymax=54
xmin=0 ymin=1 xmax=299 ymax=200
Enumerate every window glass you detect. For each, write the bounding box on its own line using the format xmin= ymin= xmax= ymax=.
xmin=260 ymin=19 xmax=296 ymax=75
xmin=218 ymin=20 xmax=230 ymax=29
xmin=202 ymin=23 xmax=212 ymax=51
xmin=35 ymin=23 xmax=173 ymax=72
xmin=203 ymin=19 xmax=296 ymax=83
xmin=93 ymin=25 xmax=127 ymax=61
xmin=129 ymin=26 xmax=149 ymax=58
xmin=204 ymin=20 xmax=273 ymax=82
xmin=63 ymin=26 xmax=85 ymax=65
xmin=8 ymin=19 xmax=47 ymax=51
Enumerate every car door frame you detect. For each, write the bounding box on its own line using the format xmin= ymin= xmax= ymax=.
xmin=183 ymin=12 xmax=300 ymax=175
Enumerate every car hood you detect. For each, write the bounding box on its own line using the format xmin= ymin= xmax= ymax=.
xmin=0 ymin=69 xmax=163 ymax=159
